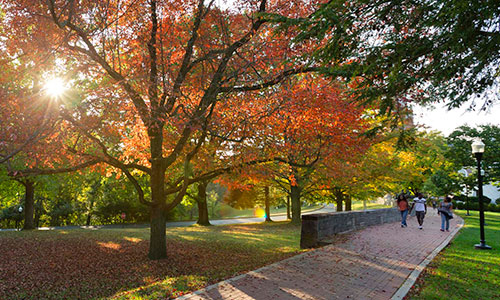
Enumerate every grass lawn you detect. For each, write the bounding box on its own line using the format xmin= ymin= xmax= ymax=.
xmin=351 ymin=201 xmax=391 ymax=210
xmin=408 ymin=210 xmax=500 ymax=299
xmin=217 ymin=204 xmax=323 ymax=218
xmin=0 ymin=222 xmax=304 ymax=300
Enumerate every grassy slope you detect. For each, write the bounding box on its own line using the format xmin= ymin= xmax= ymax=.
xmin=218 ymin=204 xmax=323 ymax=218
xmin=409 ymin=210 xmax=500 ymax=300
xmin=0 ymin=202 xmax=391 ymax=299
xmin=0 ymin=222 xmax=304 ymax=300
xmin=351 ymin=201 xmax=391 ymax=210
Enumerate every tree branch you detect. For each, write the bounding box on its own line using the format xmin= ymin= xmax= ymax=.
xmin=9 ymin=159 xmax=103 ymax=177
xmin=148 ymin=0 xmax=159 ymax=109
xmin=122 ymin=168 xmax=152 ymax=206
xmin=163 ymin=0 xmax=207 ymax=112
xmin=60 ymin=110 xmax=152 ymax=174
xmin=219 ymin=67 xmax=319 ymax=93
xmin=47 ymin=1 xmax=151 ymax=125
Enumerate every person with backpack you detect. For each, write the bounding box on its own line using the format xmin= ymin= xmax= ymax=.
xmin=438 ymin=196 xmax=454 ymax=232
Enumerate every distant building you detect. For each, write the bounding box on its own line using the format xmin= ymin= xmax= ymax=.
xmin=458 ymin=169 xmax=499 ymax=204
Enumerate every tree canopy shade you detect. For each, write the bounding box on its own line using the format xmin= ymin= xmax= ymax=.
xmin=274 ymin=0 xmax=500 ymax=116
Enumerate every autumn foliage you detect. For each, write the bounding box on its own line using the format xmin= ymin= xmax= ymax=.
xmin=0 ymin=0 xmax=378 ymax=258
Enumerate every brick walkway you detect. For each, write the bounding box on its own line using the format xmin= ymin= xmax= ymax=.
xmin=177 ymin=210 xmax=462 ymax=300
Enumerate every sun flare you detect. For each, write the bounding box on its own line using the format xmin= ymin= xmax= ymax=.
xmin=44 ymin=77 xmax=67 ymax=98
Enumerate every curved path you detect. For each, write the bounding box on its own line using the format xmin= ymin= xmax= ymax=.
xmin=0 ymin=206 xmax=335 ymax=231
xmin=167 ymin=205 xmax=336 ymax=227
xmin=176 ymin=209 xmax=463 ymax=300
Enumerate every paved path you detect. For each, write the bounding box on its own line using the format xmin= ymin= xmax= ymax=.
xmin=177 ymin=209 xmax=463 ymax=300
xmin=0 ymin=206 xmax=335 ymax=232
xmin=166 ymin=206 xmax=336 ymax=227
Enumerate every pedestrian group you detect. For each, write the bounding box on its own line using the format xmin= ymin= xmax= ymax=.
xmin=396 ymin=193 xmax=453 ymax=231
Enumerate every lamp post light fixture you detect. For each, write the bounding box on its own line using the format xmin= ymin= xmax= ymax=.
xmin=471 ymin=139 xmax=492 ymax=250
xmin=17 ymin=206 xmax=23 ymax=231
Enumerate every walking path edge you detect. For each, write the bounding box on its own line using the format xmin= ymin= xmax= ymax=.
xmin=390 ymin=216 xmax=464 ymax=300
xmin=174 ymin=249 xmax=315 ymax=300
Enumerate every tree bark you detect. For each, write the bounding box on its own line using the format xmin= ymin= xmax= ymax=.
xmin=290 ymin=184 xmax=302 ymax=225
xmin=289 ymin=168 xmax=302 ymax=224
xmin=334 ymin=189 xmax=343 ymax=212
xmin=345 ymin=194 xmax=352 ymax=211
xmin=86 ymin=198 xmax=95 ymax=226
xmin=22 ymin=180 xmax=35 ymax=230
xmin=264 ymin=186 xmax=272 ymax=222
xmin=148 ymin=135 xmax=167 ymax=260
xmin=149 ymin=202 xmax=167 ymax=259
xmin=335 ymin=197 xmax=343 ymax=212
xmin=196 ymin=181 xmax=211 ymax=226
xmin=286 ymin=196 xmax=291 ymax=219
xmin=34 ymin=198 xmax=42 ymax=228
xmin=86 ymin=212 xmax=92 ymax=226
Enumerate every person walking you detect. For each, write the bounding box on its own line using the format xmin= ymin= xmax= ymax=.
xmin=438 ymin=196 xmax=454 ymax=232
xmin=410 ymin=193 xmax=427 ymax=229
xmin=397 ymin=194 xmax=409 ymax=228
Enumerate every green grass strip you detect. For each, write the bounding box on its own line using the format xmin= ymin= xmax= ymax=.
xmin=409 ymin=210 xmax=500 ymax=299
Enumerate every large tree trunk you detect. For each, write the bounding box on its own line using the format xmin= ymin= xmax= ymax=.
xmin=149 ymin=202 xmax=166 ymax=260
xmin=334 ymin=189 xmax=343 ymax=212
xmin=345 ymin=194 xmax=352 ymax=211
xmin=264 ymin=186 xmax=272 ymax=222
xmin=22 ymin=180 xmax=35 ymax=230
xmin=196 ymin=181 xmax=211 ymax=226
xmin=290 ymin=168 xmax=302 ymax=224
xmin=86 ymin=212 xmax=92 ymax=227
xmin=286 ymin=196 xmax=291 ymax=219
xmin=34 ymin=198 xmax=42 ymax=228
xmin=290 ymin=184 xmax=302 ymax=225
xmin=148 ymin=134 xmax=167 ymax=260
xmin=86 ymin=198 xmax=95 ymax=226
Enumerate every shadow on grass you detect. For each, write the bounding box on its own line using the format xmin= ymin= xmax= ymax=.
xmin=409 ymin=211 xmax=500 ymax=300
xmin=0 ymin=222 xmax=303 ymax=300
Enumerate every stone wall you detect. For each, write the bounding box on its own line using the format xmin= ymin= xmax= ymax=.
xmin=300 ymin=208 xmax=400 ymax=248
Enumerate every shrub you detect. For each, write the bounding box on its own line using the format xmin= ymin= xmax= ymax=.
xmin=453 ymin=195 xmax=492 ymax=203
xmin=453 ymin=201 xmax=499 ymax=212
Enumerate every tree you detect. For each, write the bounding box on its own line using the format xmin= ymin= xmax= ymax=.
xmin=388 ymin=131 xmax=448 ymax=196
xmin=261 ymin=76 xmax=371 ymax=222
xmin=275 ymin=0 xmax=500 ymax=122
xmin=446 ymin=125 xmax=500 ymax=184
xmin=423 ymin=169 xmax=461 ymax=197
xmin=184 ymin=179 xmax=212 ymax=226
xmin=3 ymin=0 xmax=329 ymax=259
xmin=0 ymin=45 xmax=102 ymax=229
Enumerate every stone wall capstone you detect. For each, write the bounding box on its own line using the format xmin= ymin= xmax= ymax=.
xmin=300 ymin=208 xmax=400 ymax=248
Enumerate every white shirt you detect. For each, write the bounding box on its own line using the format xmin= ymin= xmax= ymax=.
xmin=413 ymin=197 xmax=426 ymax=211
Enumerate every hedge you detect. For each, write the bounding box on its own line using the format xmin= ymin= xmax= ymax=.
xmin=453 ymin=201 xmax=500 ymax=212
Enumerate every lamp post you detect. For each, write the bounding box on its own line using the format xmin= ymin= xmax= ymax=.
xmin=466 ymin=191 xmax=471 ymax=216
xmin=17 ymin=206 xmax=23 ymax=231
xmin=464 ymin=174 xmax=471 ymax=216
xmin=471 ymin=139 xmax=492 ymax=250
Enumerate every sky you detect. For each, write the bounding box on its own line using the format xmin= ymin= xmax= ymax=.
xmin=412 ymin=101 xmax=500 ymax=136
